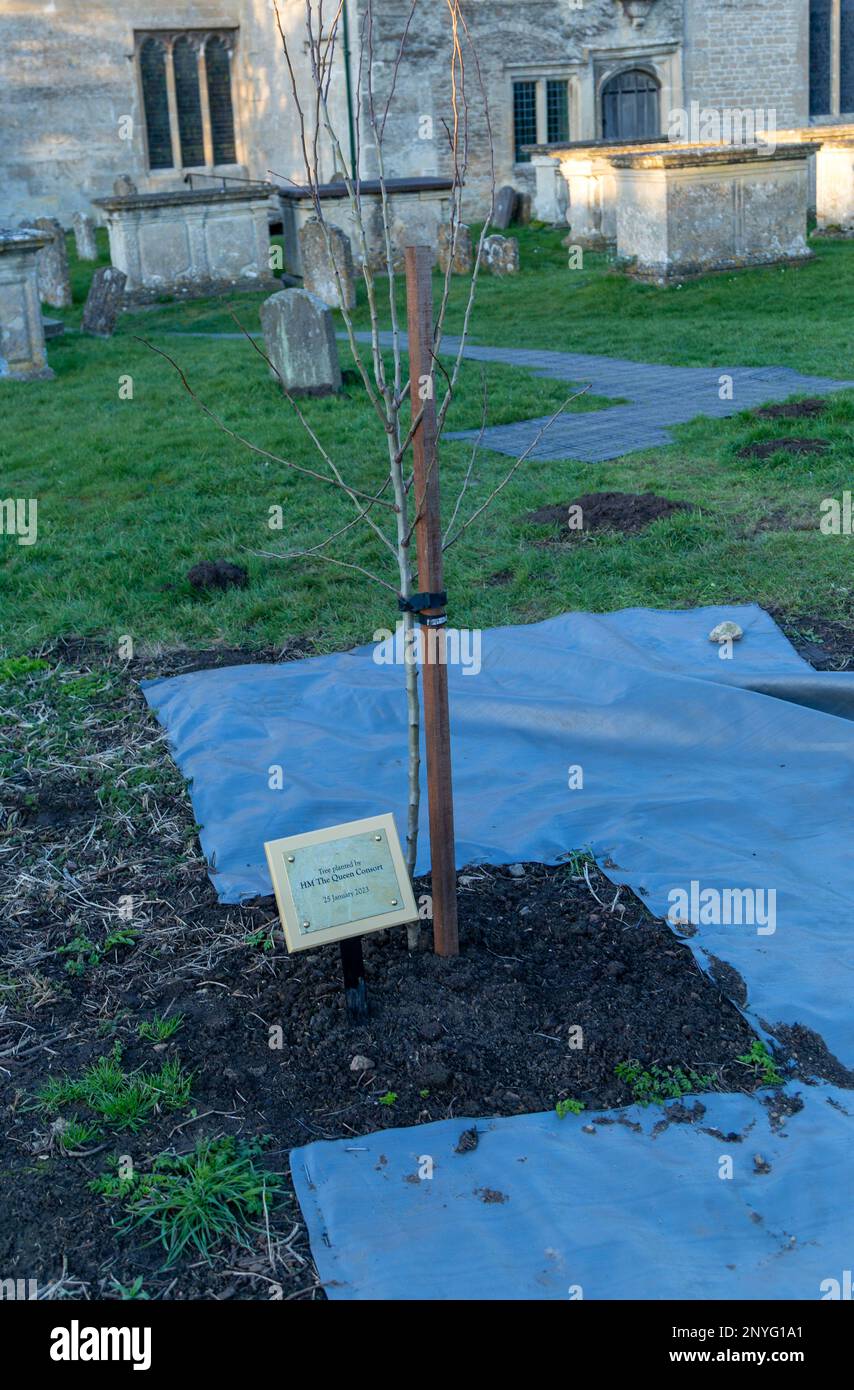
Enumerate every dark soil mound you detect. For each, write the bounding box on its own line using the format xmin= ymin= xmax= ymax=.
xmin=187 ymin=559 xmax=249 ymax=591
xmin=230 ymin=863 xmax=764 ymax=1131
xmin=753 ymin=398 xmax=827 ymax=421
xmin=737 ymin=437 xmax=831 ymax=460
xmin=525 ymin=491 xmax=691 ymax=538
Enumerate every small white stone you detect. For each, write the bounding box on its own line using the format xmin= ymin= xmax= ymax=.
xmin=708 ymin=620 xmax=743 ymax=644
xmin=508 ymin=863 xmax=526 ymax=878
xmin=350 ymin=1054 xmax=375 ymax=1073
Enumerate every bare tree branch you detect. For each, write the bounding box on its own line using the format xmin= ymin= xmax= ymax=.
xmin=253 ymin=545 xmax=398 ymax=593
xmin=226 ymin=309 xmax=398 ymax=557
xmin=134 ymin=337 xmax=397 ymax=510
xmin=443 ymin=388 xmax=592 ymax=552
xmin=442 ymin=368 xmax=488 ymax=543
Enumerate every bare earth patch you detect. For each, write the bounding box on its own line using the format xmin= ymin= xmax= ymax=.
xmin=753 ymin=398 xmax=828 ymax=421
xmin=523 ymin=491 xmax=692 ymax=539
xmin=737 ymin=437 xmax=832 ymax=460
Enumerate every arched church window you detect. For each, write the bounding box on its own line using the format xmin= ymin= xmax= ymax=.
xmin=843 ymin=0 xmax=854 ymax=111
xmin=136 ymin=30 xmax=239 ymax=172
xmin=601 ymin=69 xmax=660 ymax=141
xmin=139 ymin=38 xmax=172 ymax=169
xmin=173 ymin=36 xmax=205 ymax=168
xmin=206 ymin=37 xmax=237 ymax=165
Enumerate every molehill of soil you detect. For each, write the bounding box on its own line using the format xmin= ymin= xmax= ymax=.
xmin=737 ymin=437 xmax=831 ymax=460
xmin=753 ymin=398 xmax=827 ymax=421
xmin=524 ymin=491 xmax=692 ymax=539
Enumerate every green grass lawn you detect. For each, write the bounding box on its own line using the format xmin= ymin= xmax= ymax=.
xmin=135 ymin=222 xmax=854 ymax=374
xmin=1 ymin=226 xmax=853 ymax=657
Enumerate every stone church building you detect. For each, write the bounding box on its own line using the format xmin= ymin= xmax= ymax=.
xmin=1 ymin=1 xmax=851 ymax=222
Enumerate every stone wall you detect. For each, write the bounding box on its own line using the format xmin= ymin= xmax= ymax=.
xmin=0 ymin=0 xmax=816 ymax=226
xmin=360 ymin=0 xmax=685 ymax=216
xmin=683 ymin=0 xmax=808 ymax=131
xmin=0 ymin=0 xmax=351 ymax=223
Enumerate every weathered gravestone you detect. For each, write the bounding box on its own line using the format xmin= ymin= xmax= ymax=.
xmin=82 ymin=266 xmax=127 ymax=338
xmin=71 ymin=212 xmax=98 ymax=261
xmin=113 ymin=174 xmax=138 ymax=196
xmin=483 ymin=233 xmax=520 ymax=275
xmin=299 ymin=218 xmax=356 ymax=310
xmin=493 ymin=185 xmax=519 ymax=230
xmin=437 ymin=222 xmax=473 ymax=274
xmin=30 ymin=217 xmax=72 ymax=307
xmin=259 ymin=288 xmax=342 ymax=397
xmin=0 ymin=227 xmax=54 ymax=380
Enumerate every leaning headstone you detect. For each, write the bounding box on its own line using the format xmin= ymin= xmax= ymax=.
xmin=483 ymin=233 xmax=520 ymax=275
xmin=259 ymin=288 xmax=342 ymax=397
xmin=81 ymin=266 xmax=127 ymax=338
xmin=493 ymin=185 xmax=519 ymax=230
xmin=0 ymin=226 xmax=54 ymax=380
xmin=71 ymin=211 xmax=98 ymax=261
xmin=437 ymin=222 xmax=473 ymax=274
xmin=113 ymin=174 xmax=138 ymax=196
xmin=30 ymin=217 xmax=72 ymax=307
xmin=298 ymin=218 xmax=356 ymax=310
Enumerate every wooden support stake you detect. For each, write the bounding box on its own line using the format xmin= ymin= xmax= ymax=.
xmin=404 ymin=244 xmax=459 ymax=958
xmin=340 ymin=936 xmax=369 ymax=1022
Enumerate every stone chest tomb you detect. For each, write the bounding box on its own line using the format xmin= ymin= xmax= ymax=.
xmin=92 ymin=184 xmax=277 ymax=302
xmin=0 ymin=227 xmax=54 ymax=381
xmin=608 ymin=143 xmax=818 ymax=283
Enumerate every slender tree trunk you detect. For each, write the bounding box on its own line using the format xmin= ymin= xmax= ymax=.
xmin=388 ymin=435 xmax=422 ymax=948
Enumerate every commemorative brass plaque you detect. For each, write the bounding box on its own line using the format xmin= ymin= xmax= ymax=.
xmin=264 ymin=813 xmax=418 ymax=952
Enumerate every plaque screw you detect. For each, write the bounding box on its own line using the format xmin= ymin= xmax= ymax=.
xmin=391 ymin=898 xmax=398 ymax=906
xmin=287 ymin=854 xmax=295 ymax=863
xmin=374 ymin=834 xmax=382 ymax=841
xmin=301 ymin=920 xmax=310 ymax=929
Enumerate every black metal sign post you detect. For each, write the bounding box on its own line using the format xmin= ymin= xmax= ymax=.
xmin=340 ymin=936 xmax=369 ymax=1022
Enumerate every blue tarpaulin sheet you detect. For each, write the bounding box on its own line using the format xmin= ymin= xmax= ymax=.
xmin=143 ymin=603 xmax=854 ymax=1069
xmin=290 ymin=1085 xmax=854 ymax=1300
xmin=143 ymin=605 xmax=854 ymax=1299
